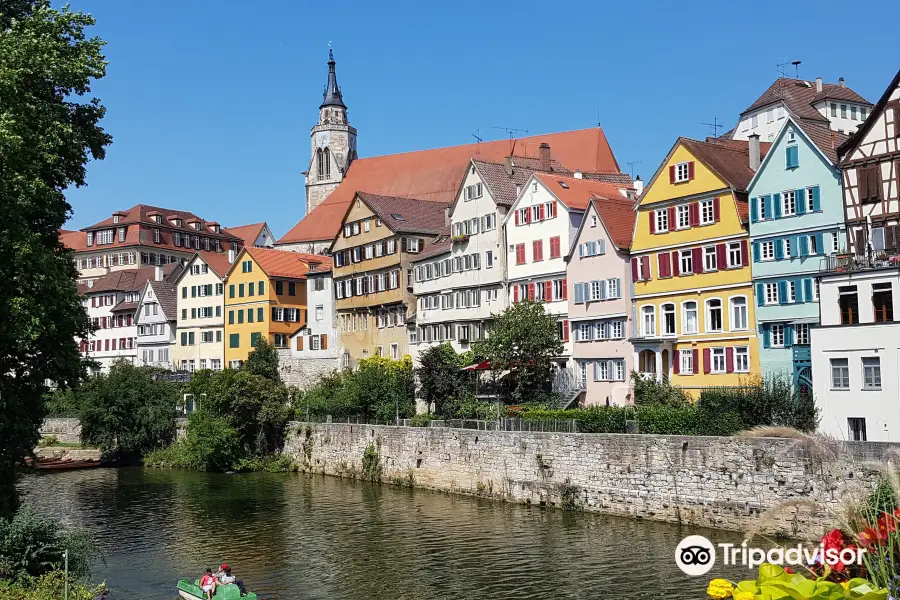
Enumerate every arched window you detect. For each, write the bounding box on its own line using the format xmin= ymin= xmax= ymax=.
xmin=638 ymin=349 xmax=657 ymax=374
xmin=641 ymin=305 xmax=656 ymax=337
xmin=682 ymin=301 xmax=698 ymax=335
xmin=705 ymin=298 xmax=723 ymax=332
xmin=661 ymin=303 xmax=676 ymax=336
xmin=324 ymin=147 xmax=331 ymax=178
xmin=316 ymin=148 xmax=325 ymax=180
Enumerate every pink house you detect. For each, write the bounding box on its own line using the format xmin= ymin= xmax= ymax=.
xmin=566 ymin=196 xmax=636 ymax=406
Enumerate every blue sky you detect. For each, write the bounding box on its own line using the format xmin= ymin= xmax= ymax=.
xmin=63 ymin=0 xmax=900 ymax=239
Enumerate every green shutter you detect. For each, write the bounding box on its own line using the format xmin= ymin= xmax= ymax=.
xmin=239 ymin=284 xmax=244 ymax=297
xmin=248 ymin=308 xmax=254 ymax=323
xmin=229 ymin=284 xmax=235 ymax=298
xmin=181 ymin=332 xmax=187 ymax=346
xmin=191 ymin=286 xmax=196 ymax=298
xmin=188 ymin=332 xmax=195 ymax=345
xmin=250 ymin=332 xmax=260 ymax=347
xmin=257 ymin=307 xmax=263 ymax=322
xmin=228 ymin=310 xmax=234 ymax=325
xmin=237 ymin=311 xmax=243 ymax=324
xmin=229 ymin=333 xmax=239 ymax=348
xmin=796 ymin=189 xmax=806 ymax=215
xmin=182 ymin=309 xmax=187 ymax=320
xmin=248 ymin=282 xmax=254 ymax=296
xmin=182 ymin=287 xmax=187 ymax=299
xmin=216 ymin=330 xmax=222 ymax=342
xmin=259 ymin=281 xmax=265 ymax=295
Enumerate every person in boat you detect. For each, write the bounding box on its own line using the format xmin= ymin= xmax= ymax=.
xmin=200 ymin=568 xmax=217 ymax=599
xmin=216 ymin=564 xmax=246 ymax=595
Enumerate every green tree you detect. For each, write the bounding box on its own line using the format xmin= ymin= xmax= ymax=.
xmin=78 ymin=362 xmax=177 ymax=459
xmin=341 ymin=356 xmax=415 ymax=422
xmin=474 ymin=299 xmax=564 ymax=404
xmin=0 ymin=1 xmax=112 ymax=516
xmin=415 ymin=343 xmax=472 ymax=417
xmin=243 ymin=336 xmax=280 ymax=381
xmin=0 ymin=506 xmax=97 ymax=580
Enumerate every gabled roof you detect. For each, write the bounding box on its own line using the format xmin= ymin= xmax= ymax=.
xmin=679 ymin=138 xmax=772 ymax=192
xmin=304 ymin=255 xmax=333 ymax=275
xmin=227 ymin=222 xmax=269 ymax=246
xmin=278 ymin=128 xmax=624 ymax=244
xmin=148 ymin=279 xmax=178 ymax=321
xmin=81 ymin=204 xmax=241 ymax=238
xmin=472 ymin=158 xmax=562 ymax=207
xmin=838 ymin=69 xmax=900 ymax=163
xmin=410 ymin=236 xmax=452 ymax=263
xmin=742 ymin=77 xmax=872 ymax=122
xmin=232 ymin=247 xmax=320 ymax=280
xmin=355 ymin=192 xmax=448 ymax=235
xmin=566 ymin=196 xmax=637 ymax=260
xmin=532 ymin=173 xmax=630 ymax=212
xmin=200 ymin=252 xmax=234 ymax=278
xmin=747 ymin=117 xmax=845 ymax=192
xmin=83 ymin=266 xmax=167 ymax=295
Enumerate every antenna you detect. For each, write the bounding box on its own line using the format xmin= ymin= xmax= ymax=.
xmin=626 ymin=161 xmax=642 ymax=179
xmin=791 ymin=60 xmax=802 ymax=79
xmin=491 ymin=126 xmax=527 ymax=157
xmin=701 ymin=117 xmax=724 ymax=138
xmin=471 ymin=129 xmax=482 ymax=155
xmin=776 ymin=59 xmax=789 ymax=78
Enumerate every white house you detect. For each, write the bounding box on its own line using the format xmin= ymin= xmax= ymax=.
xmin=811 ymin=266 xmax=900 ymax=442
xmin=503 ymin=172 xmax=633 ymax=365
xmin=279 ymin=257 xmax=341 ymax=388
xmin=78 ymin=265 xmax=179 ymax=373
xmin=135 ymin=277 xmax=179 ymax=369
xmin=171 ymin=252 xmax=231 ymax=372
xmin=228 ymin=222 xmax=276 ymax=248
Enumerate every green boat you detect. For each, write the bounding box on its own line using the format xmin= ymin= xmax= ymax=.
xmin=176 ymin=579 xmax=258 ymax=600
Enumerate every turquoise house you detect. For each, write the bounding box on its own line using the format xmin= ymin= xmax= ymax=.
xmin=747 ymin=118 xmax=847 ymax=390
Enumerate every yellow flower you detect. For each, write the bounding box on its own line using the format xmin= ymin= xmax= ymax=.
xmin=733 ymin=592 xmax=754 ymax=600
xmin=706 ymin=579 xmax=735 ymax=599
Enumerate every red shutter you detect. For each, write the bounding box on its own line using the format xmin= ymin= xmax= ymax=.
xmin=688 ymin=161 xmax=695 ymax=180
xmin=716 ymin=243 xmax=726 ymax=269
xmin=515 ymin=210 xmax=520 ymax=226
xmin=691 ymin=247 xmax=702 ymax=273
xmin=673 ymin=351 xmax=680 ymax=375
xmin=692 ymin=349 xmax=699 ymax=375
xmin=668 ymin=206 xmax=676 ymax=227
xmin=321 ymin=334 xmax=328 ymax=349
xmin=562 ymin=278 xmax=568 ymax=300
xmin=671 ymin=250 xmax=680 ymax=276
xmin=649 ymin=211 xmax=656 ymax=234
xmin=631 ymin=257 xmax=639 ymax=282
xmin=740 ymin=239 xmax=749 ymax=267
xmin=726 ymin=347 xmax=735 ymax=373
xmin=669 ymin=165 xmax=676 ymax=184
xmin=111 ymin=338 xmax=117 ymax=350
xmin=550 ymin=202 xmax=557 ymax=218
xmin=689 ymin=203 xmax=700 ymax=227
xmin=658 ymin=253 xmax=670 ymax=278
xmin=713 ymin=197 xmax=721 ymax=222
xmin=539 ymin=205 xmax=545 ymax=220
xmin=528 ymin=283 xmax=535 ymax=300
xmin=105 ymin=339 xmax=110 ymax=351
xmin=544 ymin=281 xmax=552 ymax=300
xmin=513 ymin=285 xmax=519 ymax=302
xmin=703 ymin=348 xmax=711 ymax=374
xmin=640 ymin=256 xmax=650 ymax=281
xmin=296 ymin=336 xmax=303 ymax=351
xmin=525 ymin=209 xmax=532 ymax=224
xmin=516 ymin=244 xmax=525 ymax=265
xmin=563 ymin=320 xmax=570 ymax=342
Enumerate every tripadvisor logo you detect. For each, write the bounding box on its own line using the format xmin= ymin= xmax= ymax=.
xmin=676 ymin=535 xmax=716 ymax=576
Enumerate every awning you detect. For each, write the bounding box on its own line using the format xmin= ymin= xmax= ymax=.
xmin=461 ymin=360 xmax=492 ymax=371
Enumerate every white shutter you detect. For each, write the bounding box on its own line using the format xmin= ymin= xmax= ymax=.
xmin=599 ymin=280 xmax=607 ymax=301
xmin=598 ymin=239 xmax=606 ymax=255
xmin=578 ymin=244 xmax=585 ymax=258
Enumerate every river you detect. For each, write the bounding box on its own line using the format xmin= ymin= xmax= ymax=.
xmin=20 ymin=467 xmax=753 ymax=599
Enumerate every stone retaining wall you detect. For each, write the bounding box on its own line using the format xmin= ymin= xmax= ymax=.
xmin=284 ymin=422 xmax=898 ymax=536
xmin=40 ymin=418 xmax=81 ymax=443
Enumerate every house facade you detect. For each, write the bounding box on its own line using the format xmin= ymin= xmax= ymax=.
xmin=566 ymin=197 xmax=636 ymax=406
xmin=228 ymin=222 xmax=276 ymax=248
xmin=172 ymin=253 xmax=231 ymax=372
xmin=812 ymin=266 xmax=900 ymax=442
xmin=135 ymin=278 xmax=178 ymax=369
xmin=630 ymin=138 xmax=759 ymax=395
xmin=331 ymin=192 xmax=446 ymax=366
xmin=837 ymin=69 xmax=900 ymax=259
xmin=747 ymin=119 xmax=848 ymax=389
xmin=224 ymin=247 xmax=313 ymax=367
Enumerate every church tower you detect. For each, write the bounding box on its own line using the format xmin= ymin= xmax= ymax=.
xmin=306 ymin=49 xmax=357 ymax=214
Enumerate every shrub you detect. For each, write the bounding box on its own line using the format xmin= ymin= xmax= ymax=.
xmin=42 ymin=389 xmax=80 ymax=418
xmin=407 ymin=413 xmax=431 ymax=427
xmin=0 ymin=571 xmax=103 ymax=600
xmin=361 ymin=443 xmax=381 ymax=482
xmin=0 ymin=506 xmax=97 ymax=581
xmin=698 ymin=373 xmax=819 ymax=432
xmin=518 ymin=404 xmax=746 ymax=436
xmin=415 ymin=343 xmax=473 ymax=417
xmin=631 ymin=372 xmax=691 ymax=406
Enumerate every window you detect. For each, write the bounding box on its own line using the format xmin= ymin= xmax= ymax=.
xmin=607 ymin=278 xmax=620 ymax=299
xmin=861 ymin=107 xmax=868 ymax=120
xmin=703 ymin=246 xmax=717 ymax=271
xmin=699 ymin=199 xmax=715 ymax=225
xmin=677 ymin=205 xmax=690 ymax=229
xmin=662 ymin=303 xmax=676 ymax=336
xmin=640 ymin=305 xmax=656 ymax=337
xmin=679 ymin=350 xmax=693 ymax=375
xmin=781 ymin=190 xmax=796 ymax=216
xmin=848 ymin=418 xmax=867 ymax=441
xmin=830 ymin=103 xmax=837 ymax=117
xmin=531 ymin=205 xmax=541 ymax=222
xmin=806 ymin=234 xmax=818 ymax=255
xmin=682 ymin=301 xmax=698 ymax=335
xmin=727 ymin=242 xmax=742 ymax=267
xmin=770 ymin=323 xmax=785 ymax=347
xmin=764 ymin=282 xmax=778 ymax=305
xmin=590 ymin=215 xmax=598 ymax=227
xmin=679 ymin=249 xmax=692 ymax=274
xmin=781 ymin=238 xmax=792 ymax=258
xmin=873 ymin=282 xmax=893 ymax=322
xmin=229 ymin=333 xmax=239 ymax=348
xmin=609 ymin=320 xmax=623 ymax=339
xmin=730 ymin=297 xmax=748 ymax=330
xmin=786 ymin=145 xmax=799 ymax=169
xmin=863 ymin=357 xmax=882 ymax=389
xmin=840 ymin=104 xmax=847 ymax=118
xmin=795 ymin=323 xmax=810 ymax=345
xmin=705 ymin=299 xmax=723 ymax=332
xmin=786 ymin=281 xmax=795 ymax=303
xmin=839 ymin=285 xmax=859 ymax=324
xmin=711 ymin=348 xmax=726 ymax=373
xmin=761 ymin=241 xmax=775 ymax=261
xmin=655 ymin=209 xmax=668 ymax=233
xmin=486 ymin=250 xmax=494 ymax=268
xmin=674 ymin=161 xmax=690 ymax=183
xmin=734 ymin=347 xmax=749 ymax=373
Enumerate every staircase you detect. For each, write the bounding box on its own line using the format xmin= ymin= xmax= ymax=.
xmin=551 ymin=367 xmax=586 ymax=409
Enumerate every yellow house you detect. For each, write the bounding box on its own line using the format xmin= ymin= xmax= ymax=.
xmin=223 ymin=246 xmax=323 ymax=367
xmin=630 ymin=137 xmax=767 ymax=395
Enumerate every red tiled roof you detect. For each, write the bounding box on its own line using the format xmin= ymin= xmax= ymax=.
xmin=679 ymin=138 xmax=772 ymax=192
xmin=83 ymin=267 xmax=158 ymax=294
xmin=278 ymin=128 xmax=623 ymax=244
xmin=589 ymin=196 xmax=638 ymax=251
xmin=110 ymin=301 xmax=138 ymax=313
xmin=244 ymin=247 xmax=319 ymax=279
xmin=742 ymin=77 xmax=872 ymax=122
xmin=83 ymin=204 xmax=241 ymax=238
xmin=411 ymin=236 xmax=452 ymax=262
xmin=197 ymin=251 xmax=235 ymax=278
xmin=305 ymin=255 xmax=333 ymax=274
xmin=227 ymin=222 xmax=267 ymax=246
xmin=534 ymin=173 xmax=630 ymax=212
xmin=792 ymin=120 xmax=849 ymax=164
xmin=357 ymin=192 xmax=449 ymax=235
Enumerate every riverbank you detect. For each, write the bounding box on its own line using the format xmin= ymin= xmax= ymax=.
xmin=284 ymin=422 xmax=891 ymax=537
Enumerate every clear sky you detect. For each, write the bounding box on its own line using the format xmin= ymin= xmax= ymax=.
xmin=62 ymin=0 xmax=900 ymax=239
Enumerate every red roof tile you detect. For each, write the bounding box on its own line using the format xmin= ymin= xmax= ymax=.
xmin=357 ymin=192 xmax=449 ymax=235
xmin=679 ymin=138 xmax=772 ymax=192
xmin=742 ymin=77 xmax=872 ymax=122
xmin=278 ymin=128 xmax=623 ymax=244
xmin=227 ymin=222 xmax=267 ymax=246
xmin=244 ymin=247 xmax=319 ymax=279
xmin=533 ymin=173 xmax=630 ymax=212
xmin=590 ymin=196 xmax=638 ymax=250
xmin=410 ymin=236 xmax=452 ymax=262
xmin=197 ymin=251 xmax=235 ymax=278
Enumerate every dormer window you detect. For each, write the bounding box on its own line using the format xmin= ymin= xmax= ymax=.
xmin=153 ymin=215 xmax=162 ymax=224
xmin=86 ymin=232 xmax=94 ymax=246
xmin=113 ymin=215 xmax=120 ymax=224
xmin=153 ymin=229 xmax=161 ymax=244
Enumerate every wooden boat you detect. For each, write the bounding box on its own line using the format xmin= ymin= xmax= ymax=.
xmin=26 ymin=457 xmax=102 ymax=471
xmin=177 ymin=579 xmax=257 ymax=600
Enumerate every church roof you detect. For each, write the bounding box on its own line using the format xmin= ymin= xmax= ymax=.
xmin=320 ymin=49 xmax=346 ymax=109
xmin=279 ymin=127 xmax=624 ymax=244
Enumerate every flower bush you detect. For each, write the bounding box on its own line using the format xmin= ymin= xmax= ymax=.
xmin=706 ymin=563 xmax=888 ymax=599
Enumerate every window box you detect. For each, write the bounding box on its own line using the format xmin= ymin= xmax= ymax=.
xmin=451 ymin=234 xmax=470 ymax=243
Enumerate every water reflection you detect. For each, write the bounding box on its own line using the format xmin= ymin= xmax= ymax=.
xmin=21 ymin=468 xmax=752 ymax=599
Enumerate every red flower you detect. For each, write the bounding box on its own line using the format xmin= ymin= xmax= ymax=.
xmin=823 ymin=528 xmax=844 ymax=551
xmin=784 ymin=566 xmax=794 ymax=574
xmin=859 ymin=527 xmax=879 ymax=549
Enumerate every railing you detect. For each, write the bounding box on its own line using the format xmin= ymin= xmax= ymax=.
xmin=295 ymin=416 xmax=579 ymax=433
xmin=821 ymin=250 xmax=900 ymax=274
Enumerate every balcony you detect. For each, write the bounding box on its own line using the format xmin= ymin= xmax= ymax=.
xmin=820 ymin=250 xmax=900 ymax=274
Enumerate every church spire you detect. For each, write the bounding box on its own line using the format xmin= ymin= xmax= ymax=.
xmin=320 ymin=49 xmax=346 ymax=109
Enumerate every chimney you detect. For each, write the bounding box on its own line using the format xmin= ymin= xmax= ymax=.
xmin=444 ymin=206 xmax=451 ymax=227
xmin=839 ymin=77 xmax=846 ymax=88
xmin=633 ymin=176 xmax=644 ymax=197
xmin=503 ymin=156 xmax=514 ymax=177
xmin=154 ymin=265 xmax=164 ymax=281
xmin=515 ymin=184 xmax=522 ymax=196
xmin=815 ymin=77 xmax=822 ymax=93
xmin=574 ymin=170 xmax=583 ymax=179
xmin=539 ymin=143 xmax=551 ymax=172
xmin=748 ymin=134 xmax=761 ymax=172
xmin=228 ymin=247 xmax=236 ymax=264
